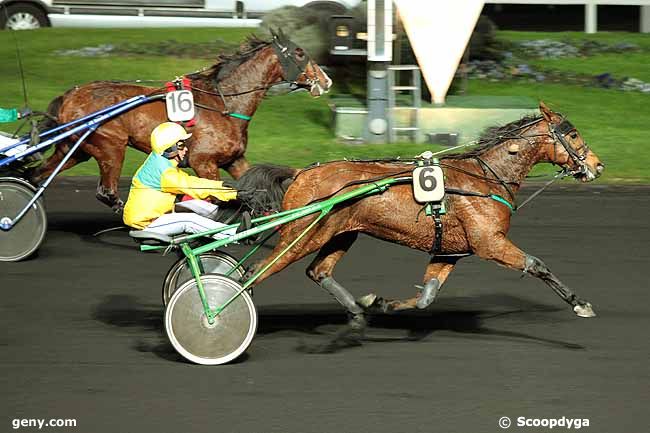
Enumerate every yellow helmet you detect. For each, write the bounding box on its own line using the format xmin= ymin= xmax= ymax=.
xmin=150 ymin=122 xmax=192 ymax=156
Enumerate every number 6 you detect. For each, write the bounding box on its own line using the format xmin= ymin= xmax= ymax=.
xmin=178 ymin=92 xmax=192 ymax=112
xmin=419 ymin=167 xmax=437 ymax=192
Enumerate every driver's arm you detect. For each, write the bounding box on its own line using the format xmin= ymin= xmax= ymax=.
xmin=160 ymin=168 xmax=237 ymax=202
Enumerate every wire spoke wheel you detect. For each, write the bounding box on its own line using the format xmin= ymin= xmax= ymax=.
xmin=162 ymin=251 xmax=245 ymax=306
xmin=0 ymin=178 xmax=47 ymax=262
xmin=165 ymin=274 xmax=257 ymax=365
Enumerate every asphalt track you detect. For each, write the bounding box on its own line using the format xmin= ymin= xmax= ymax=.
xmin=1 ymin=178 xmax=649 ymax=433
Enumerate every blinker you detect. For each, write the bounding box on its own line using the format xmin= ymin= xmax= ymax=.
xmin=557 ymin=120 xmax=575 ymax=136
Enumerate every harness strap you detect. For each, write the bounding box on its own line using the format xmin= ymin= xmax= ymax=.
xmin=228 ymin=112 xmax=252 ymax=121
xmin=445 ymin=188 xmax=515 ymax=213
xmin=430 ymin=208 xmax=443 ymax=256
xmin=489 ymin=194 xmax=515 ymax=213
xmin=475 ymin=156 xmax=517 ymax=205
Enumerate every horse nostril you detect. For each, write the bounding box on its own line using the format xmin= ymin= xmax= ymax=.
xmin=596 ymin=163 xmax=605 ymax=174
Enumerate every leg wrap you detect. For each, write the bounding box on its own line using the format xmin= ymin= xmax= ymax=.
xmin=416 ymin=277 xmax=441 ymax=309
xmin=320 ymin=277 xmax=364 ymax=315
xmin=524 ymin=254 xmax=579 ymax=306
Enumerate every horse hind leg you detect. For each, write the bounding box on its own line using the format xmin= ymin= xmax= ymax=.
xmin=303 ymin=232 xmax=369 ymax=351
xmin=29 ymin=143 xmax=90 ymax=184
xmin=358 ymin=257 xmax=458 ymax=313
xmin=82 ymin=135 xmax=128 ymax=212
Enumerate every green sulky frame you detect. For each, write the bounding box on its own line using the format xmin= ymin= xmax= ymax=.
xmin=141 ymin=176 xmax=411 ymax=325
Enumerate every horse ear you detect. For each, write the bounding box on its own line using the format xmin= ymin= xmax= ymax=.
xmin=507 ymin=142 xmax=520 ymax=153
xmin=539 ymin=101 xmax=555 ymax=122
xmin=278 ymin=27 xmax=287 ymax=42
xmin=270 ymin=27 xmax=278 ymax=39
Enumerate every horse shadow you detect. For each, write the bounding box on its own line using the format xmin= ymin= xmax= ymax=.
xmin=257 ymin=294 xmax=585 ymax=352
xmin=92 ymin=293 xmax=584 ymax=363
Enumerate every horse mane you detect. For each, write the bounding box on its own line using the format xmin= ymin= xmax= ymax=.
xmin=443 ymin=114 xmax=543 ymax=160
xmin=235 ymin=164 xmax=297 ymax=214
xmin=187 ymin=35 xmax=271 ymax=84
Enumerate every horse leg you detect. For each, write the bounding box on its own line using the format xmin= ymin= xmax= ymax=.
xmin=189 ymin=153 xmax=220 ymax=180
xmin=82 ymin=137 xmax=127 ymax=212
xmin=29 ymin=144 xmax=90 ymax=184
xmin=303 ymin=232 xmax=370 ymax=352
xmin=472 ymin=234 xmax=595 ymax=317
xmin=223 ymin=156 xmax=250 ymax=180
xmin=358 ymin=257 xmax=458 ymax=313
xmin=305 ymin=232 xmax=365 ymax=326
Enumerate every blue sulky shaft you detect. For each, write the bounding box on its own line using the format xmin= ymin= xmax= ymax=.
xmin=0 ymin=96 xmax=153 ymax=158
xmin=0 ymin=95 xmax=164 ymax=167
xmin=0 ymin=94 xmax=165 ymax=230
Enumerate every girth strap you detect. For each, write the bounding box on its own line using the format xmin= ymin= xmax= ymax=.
xmin=430 ymin=208 xmax=443 ymax=256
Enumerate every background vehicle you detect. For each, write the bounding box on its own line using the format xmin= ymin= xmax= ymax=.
xmin=0 ymin=0 xmax=358 ymax=30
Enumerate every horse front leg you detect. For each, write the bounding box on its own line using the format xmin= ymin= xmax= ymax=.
xmin=358 ymin=257 xmax=458 ymax=313
xmin=472 ymin=234 xmax=596 ymax=317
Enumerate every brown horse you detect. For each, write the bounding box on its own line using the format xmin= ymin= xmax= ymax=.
xmin=245 ymin=102 xmax=604 ymax=347
xmin=32 ymin=29 xmax=331 ymax=211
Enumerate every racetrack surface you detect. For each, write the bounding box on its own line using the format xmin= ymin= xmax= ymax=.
xmin=1 ymin=178 xmax=648 ymax=433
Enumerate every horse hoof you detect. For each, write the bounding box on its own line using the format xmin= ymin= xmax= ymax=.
xmin=112 ymin=201 xmax=124 ymax=214
xmin=348 ymin=313 xmax=367 ymax=332
xmin=357 ymin=293 xmax=377 ymax=309
xmin=573 ymin=302 xmax=596 ymax=318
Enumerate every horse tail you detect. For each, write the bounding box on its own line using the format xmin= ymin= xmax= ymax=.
xmin=23 ymin=95 xmax=65 ymax=182
xmin=37 ymin=94 xmax=64 ymax=131
xmin=235 ymin=164 xmax=297 ymax=213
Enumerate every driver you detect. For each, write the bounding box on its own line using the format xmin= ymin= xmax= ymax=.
xmin=123 ymin=122 xmax=252 ymax=239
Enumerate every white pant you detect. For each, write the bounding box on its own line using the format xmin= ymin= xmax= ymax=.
xmin=146 ymin=212 xmax=237 ymax=240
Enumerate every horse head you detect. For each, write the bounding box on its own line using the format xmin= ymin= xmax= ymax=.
xmin=270 ymin=28 xmax=332 ymax=97
xmin=538 ymin=102 xmax=604 ymax=182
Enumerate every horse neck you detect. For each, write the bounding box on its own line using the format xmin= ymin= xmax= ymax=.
xmin=213 ymin=46 xmax=283 ymax=118
xmin=477 ymin=130 xmax=547 ymax=194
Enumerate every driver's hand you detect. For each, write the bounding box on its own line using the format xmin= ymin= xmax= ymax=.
xmin=236 ymin=188 xmax=258 ymax=203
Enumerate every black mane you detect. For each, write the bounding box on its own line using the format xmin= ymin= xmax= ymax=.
xmin=187 ymin=35 xmax=271 ymax=83
xmin=443 ymin=114 xmax=543 ymax=160
xmin=235 ymin=164 xmax=296 ymax=214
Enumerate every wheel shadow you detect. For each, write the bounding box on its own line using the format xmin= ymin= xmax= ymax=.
xmin=92 ymin=293 xmax=584 ymax=363
xmin=91 ymin=294 xmax=180 ymax=363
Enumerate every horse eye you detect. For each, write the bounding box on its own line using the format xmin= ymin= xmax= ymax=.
xmin=294 ymin=48 xmax=305 ymax=61
xmin=570 ymin=132 xmax=578 ymax=139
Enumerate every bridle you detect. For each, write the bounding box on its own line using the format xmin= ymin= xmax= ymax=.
xmin=186 ymin=33 xmax=321 ymax=120
xmin=547 ymin=118 xmax=594 ymax=180
xmin=270 ymin=31 xmax=320 ymax=91
xmin=458 ymin=115 xmax=595 ymax=211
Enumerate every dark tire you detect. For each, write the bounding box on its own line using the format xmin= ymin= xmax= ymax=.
xmin=0 ymin=3 xmax=49 ymax=30
xmin=162 ymin=251 xmax=245 ymax=306
xmin=302 ymin=2 xmax=347 ymax=16
xmin=0 ymin=177 xmax=47 ymax=261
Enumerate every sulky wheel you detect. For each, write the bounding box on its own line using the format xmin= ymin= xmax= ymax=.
xmin=162 ymin=251 xmax=245 ymax=306
xmin=165 ymin=274 xmax=257 ymax=365
xmin=0 ymin=177 xmax=47 ymax=262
